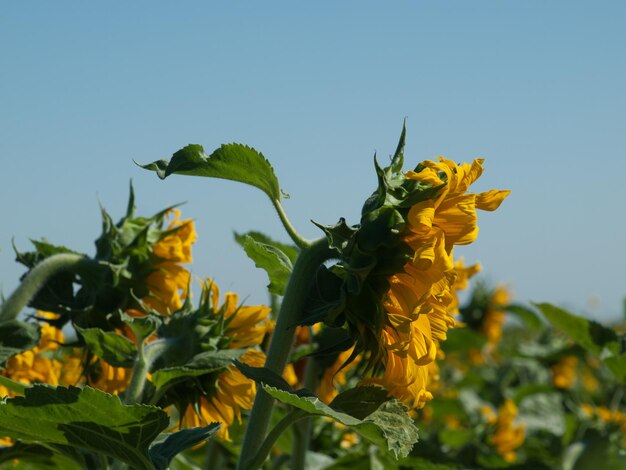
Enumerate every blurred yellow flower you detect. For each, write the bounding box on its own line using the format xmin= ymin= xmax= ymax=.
xmin=490 ymin=400 xmax=525 ymax=463
xmin=551 ymin=356 xmax=578 ymax=389
xmin=482 ymin=286 xmax=511 ymax=347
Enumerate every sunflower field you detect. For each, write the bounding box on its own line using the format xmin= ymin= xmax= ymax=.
xmin=1 ymin=127 xmax=625 ymax=470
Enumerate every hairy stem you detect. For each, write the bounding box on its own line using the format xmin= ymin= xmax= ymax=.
xmin=124 ymin=338 xmax=170 ymax=404
xmin=0 ymin=253 xmax=94 ymax=322
xmin=237 ymin=238 xmax=333 ymax=470
xmin=245 ymin=409 xmax=309 ymax=470
xmin=291 ymin=358 xmax=319 ymax=470
xmin=271 ymin=199 xmax=311 ymax=249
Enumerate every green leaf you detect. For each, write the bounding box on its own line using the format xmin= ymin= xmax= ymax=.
xmin=234 ymin=231 xmax=299 ymax=264
xmin=140 ymin=143 xmax=282 ymax=201
xmin=0 ymin=320 xmax=40 ymax=367
xmin=603 ymin=354 xmax=626 ymax=383
xmin=76 ymin=326 xmax=137 ymax=367
xmin=329 ymin=385 xmax=390 ymax=420
xmin=0 ymin=385 xmax=169 ymax=470
xmin=438 ymin=428 xmax=475 ymax=450
xmin=263 ymin=385 xmax=418 ymax=459
xmin=535 ymin=303 xmax=618 ymax=355
xmin=236 ymin=235 xmax=293 ymax=296
xmin=234 ymin=362 xmax=296 ymax=392
xmin=441 ymin=327 xmax=486 ymax=354
xmin=0 ymin=442 xmax=85 ymax=470
xmin=148 ymin=424 xmax=221 ymax=470
xmin=151 ymin=349 xmax=244 ymax=391
xmin=505 ymin=303 xmax=544 ymax=330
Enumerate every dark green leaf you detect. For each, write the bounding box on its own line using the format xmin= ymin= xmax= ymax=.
xmin=535 ymin=303 xmax=618 ymax=355
xmin=236 ymin=235 xmax=293 ymax=296
xmin=151 ymin=349 xmax=244 ymax=391
xmin=149 ymin=424 xmax=220 ymax=470
xmin=0 ymin=442 xmax=85 ymax=470
xmin=0 ymin=385 xmax=169 ymax=470
xmin=263 ymin=386 xmax=418 ymax=459
xmin=234 ymin=362 xmax=295 ymax=392
xmin=329 ymin=385 xmax=390 ymax=420
xmin=119 ymin=311 xmax=162 ymax=343
xmin=603 ymin=354 xmax=626 ymax=383
xmin=140 ymin=143 xmax=282 ymax=201
xmin=0 ymin=320 xmax=40 ymax=367
xmin=76 ymin=326 xmax=136 ymax=367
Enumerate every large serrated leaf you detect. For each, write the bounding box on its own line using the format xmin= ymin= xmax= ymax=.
xmin=148 ymin=424 xmax=220 ymax=470
xmin=0 ymin=385 xmax=169 ymax=470
xmin=140 ymin=143 xmax=282 ymax=201
xmin=0 ymin=320 xmax=40 ymax=367
xmin=76 ymin=326 xmax=137 ymax=367
xmin=535 ymin=303 xmax=618 ymax=355
xmin=151 ymin=349 xmax=245 ymax=391
xmin=263 ymin=385 xmax=418 ymax=459
xmin=236 ymin=235 xmax=293 ymax=296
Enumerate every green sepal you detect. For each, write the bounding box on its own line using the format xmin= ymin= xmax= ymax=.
xmin=263 ymin=385 xmax=418 ymax=459
xmin=0 ymin=385 xmax=169 ymax=470
xmin=0 ymin=320 xmax=40 ymax=368
xmin=234 ymin=234 xmax=293 ymax=296
xmin=148 ymin=424 xmax=221 ymax=470
xmin=119 ymin=310 xmax=163 ymax=343
xmin=75 ymin=326 xmax=137 ymax=367
xmin=140 ymin=143 xmax=282 ymax=201
xmin=312 ymin=218 xmax=359 ymax=255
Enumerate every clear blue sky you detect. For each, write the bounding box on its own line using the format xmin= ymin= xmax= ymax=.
xmin=2 ymin=2 xmax=625 ymax=321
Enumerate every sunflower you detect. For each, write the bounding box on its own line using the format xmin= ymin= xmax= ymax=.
xmin=143 ymin=209 xmax=197 ymax=315
xmin=490 ymin=400 xmax=525 ymax=463
xmin=369 ymin=158 xmax=509 ymax=409
xmin=177 ymin=281 xmax=272 ymax=441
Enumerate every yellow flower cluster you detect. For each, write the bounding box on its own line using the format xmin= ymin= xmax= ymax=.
xmin=490 ymin=399 xmax=526 ymax=463
xmin=551 ymin=356 xmax=579 ymax=390
xmin=180 ymin=282 xmax=272 ymax=441
xmin=581 ymin=403 xmax=626 ymax=445
xmin=482 ymin=286 xmax=511 ymax=347
xmin=367 ymin=159 xmax=509 ymax=410
xmin=144 ymin=209 xmax=197 ymax=315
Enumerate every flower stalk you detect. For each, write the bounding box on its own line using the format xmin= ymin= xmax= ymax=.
xmin=0 ymin=253 xmax=95 ymax=322
xmin=237 ymin=238 xmax=334 ymax=470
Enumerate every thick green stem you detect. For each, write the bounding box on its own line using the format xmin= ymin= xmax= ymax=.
xmin=271 ymin=199 xmax=311 ymax=249
xmin=124 ymin=338 xmax=170 ymax=404
xmin=244 ymin=409 xmax=308 ymax=470
xmin=0 ymin=253 xmax=94 ymax=322
xmin=237 ymin=238 xmax=333 ymax=470
xmin=291 ymin=358 xmax=319 ymax=470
